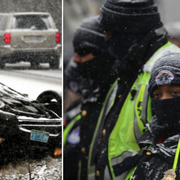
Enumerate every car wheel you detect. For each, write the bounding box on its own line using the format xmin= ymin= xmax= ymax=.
xmin=31 ymin=61 xmax=39 ymax=68
xmin=36 ymin=90 xmax=62 ymax=117
xmin=0 ymin=59 xmax=5 ymax=69
xmin=49 ymin=56 xmax=60 ymax=69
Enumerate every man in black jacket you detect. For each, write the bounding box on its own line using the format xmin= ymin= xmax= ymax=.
xmin=63 ymin=16 xmax=116 ymax=180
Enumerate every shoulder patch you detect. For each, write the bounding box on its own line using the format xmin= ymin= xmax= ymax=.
xmin=69 ymin=81 xmax=79 ymax=93
xmin=155 ymin=70 xmax=174 ymax=85
xmin=67 ymin=126 xmax=80 ymax=144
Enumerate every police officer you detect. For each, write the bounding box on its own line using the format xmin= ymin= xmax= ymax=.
xmin=63 ymin=16 xmax=116 ymax=180
xmin=90 ymin=0 xmax=180 ymax=180
xmin=127 ymin=52 xmax=180 ymax=180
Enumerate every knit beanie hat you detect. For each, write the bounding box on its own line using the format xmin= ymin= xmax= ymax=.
xmin=73 ymin=16 xmax=107 ymax=53
xmin=148 ymin=52 xmax=180 ymax=97
xmin=100 ymin=0 xmax=163 ymax=34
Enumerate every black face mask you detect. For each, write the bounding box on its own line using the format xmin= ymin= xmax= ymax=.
xmin=105 ymin=32 xmax=143 ymax=62
xmin=76 ymin=49 xmax=115 ymax=82
xmin=74 ymin=47 xmax=99 ymax=80
xmin=152 ymin=97 xmax=180 ymax=127
xmin=74 ymin=47 xmax=95 ymax=57
xmin=76 ymin=56 xmax=100 ymax=80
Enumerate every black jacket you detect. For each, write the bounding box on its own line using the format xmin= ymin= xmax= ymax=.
xmin=132 ymin=116 xmax=180 ymax=180
xmin=94 ymin=30 xmax=168 ymax=180
xmin=64 ymin=69 xmax=118 ymax=180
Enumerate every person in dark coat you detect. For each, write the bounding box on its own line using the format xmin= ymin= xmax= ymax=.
xmin=63 ymin=15 xmax=116 ymax=114
xmin=63 ymin=16 xmax=116 ymax=180
xmin=128 ymin=52 xmax=180 ymax=180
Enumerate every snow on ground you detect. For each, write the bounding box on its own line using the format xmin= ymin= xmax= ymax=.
xmin=0 ymin=156 xmax=62 ymax=180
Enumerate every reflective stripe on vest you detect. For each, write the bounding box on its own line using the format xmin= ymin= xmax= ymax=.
xmin=87 ymin=79 xmax=119 ymax=180
xmin=111 ymin=151 xmax=136 ymax=180
xmin=88 ymin=166 xmax=96 ymax=180
xmin=104 ymin=166 xmax=112 ymax=180
xmin=134 ymin=84 xmax=149 ymax=140
xmin=140 ymin=85 xmax=149 ymax=125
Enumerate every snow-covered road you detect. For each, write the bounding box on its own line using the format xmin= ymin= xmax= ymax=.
xmin=0 ymin=156 xmax=62 ymax=180
xmin=0 ymin=66 xmax=62 ymax=100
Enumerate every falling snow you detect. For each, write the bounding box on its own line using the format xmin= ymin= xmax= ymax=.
xmin=0 ymin=156 xmax=62 ymax=180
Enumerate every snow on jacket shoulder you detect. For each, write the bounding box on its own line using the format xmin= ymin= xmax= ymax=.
xmin=130 ymin=116 xmax=180 ymax=180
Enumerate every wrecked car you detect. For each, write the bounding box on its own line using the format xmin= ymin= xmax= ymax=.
xmin=0 ymin=82 xmax=62 ymax=164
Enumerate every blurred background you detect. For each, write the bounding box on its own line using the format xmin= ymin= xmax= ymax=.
xmin=64 ymin=0 xmax=180 ymax=67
